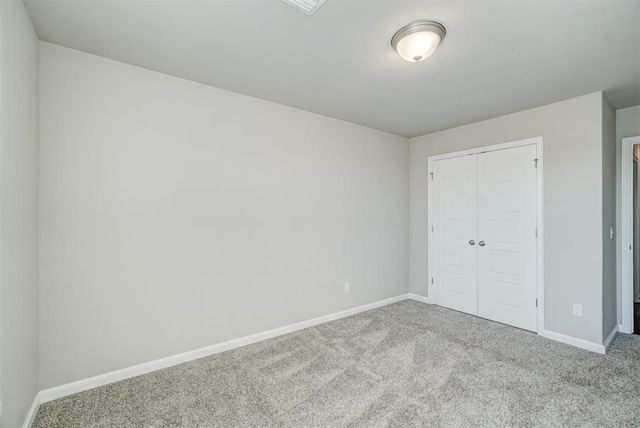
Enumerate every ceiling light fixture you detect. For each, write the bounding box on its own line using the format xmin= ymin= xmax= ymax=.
xmin=391 ymin=21 xmax=446 ymax=63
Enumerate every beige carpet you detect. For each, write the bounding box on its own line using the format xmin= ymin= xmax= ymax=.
xmin=33 ymin=300 xmax=640 ymax=427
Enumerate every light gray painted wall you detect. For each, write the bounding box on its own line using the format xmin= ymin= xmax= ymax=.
xmin=410 ymin=92 xmax=605 ymax=345
xmin=0 ymin=0 xmax=40 ymax=426
xmin=617 ymin=106 xmax=640 ymax=141
xmin=602 ymin=97 xmax=616 ymax=342
xmin=616 ymin=105 xmax=640 ymax=324
xmin=38 ymin=43 xmax=409 ymax=389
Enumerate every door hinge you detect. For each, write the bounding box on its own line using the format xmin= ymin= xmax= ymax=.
xmin=431 ymin=278 xmax=434 ymax=285
xmin=534 ymin=158 xmax=538 ymax=169
xmin=536 ymin=298 xmax=538 ymax=308
xmin=535 ymin=228 xmax=538 ymax=238
xmin=430 ymin=172 xmax=434 ymax=180
xmin=431 ymin=225 xmax=434 ymax=233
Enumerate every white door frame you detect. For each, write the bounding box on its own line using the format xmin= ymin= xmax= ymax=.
xmin=619 ymin=135 xmax=640 ymax=334
xmin=427 ymin=136 xmax=544 ymax=335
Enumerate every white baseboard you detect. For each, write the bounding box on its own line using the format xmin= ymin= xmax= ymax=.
xmin=407 ymin=293 xmax=430 ymax=304
xmin=22 ymin=392 xmax=41 ymax=428
xmin=26 ymin=293 xmax=613 ymax=426
xmin=39 ymin=294 xmax=411 ymax=404
xmin=542 ymin=324 xmax=621 ymax=356
xmin=541 ymin=329 xmax=606 ymax=354
xmin=603 ymin=324 xmax=620 ymax=351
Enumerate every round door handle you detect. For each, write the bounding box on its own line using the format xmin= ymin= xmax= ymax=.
xmin=469 ymin=240 xmax=476 ymax=245
xmin=479 ymin=241 xmax=486 ymax=246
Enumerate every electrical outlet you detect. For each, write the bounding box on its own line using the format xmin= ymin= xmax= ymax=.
xmin=572 ymin=303 xmax=582 ymax=317
xmin=345 ymin=282 xmax=350 ymax=292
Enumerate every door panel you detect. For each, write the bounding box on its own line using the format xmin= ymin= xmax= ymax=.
xmin=431 ymin=155 xmax=478 ymax=315
xmin=477 ymin=145 xmax=538 ymax=331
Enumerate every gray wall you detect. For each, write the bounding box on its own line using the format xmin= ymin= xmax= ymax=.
xmin=616 ymin=105 xmax=640 ymax=324
xmin=617 ymin=106 xmax=640 ymax=142
xmin=38 ymin=43 xmax=409 ymax=389
xmin=0 ymin=0 xmax=40 ymax=426
xmin=409 ymin=92 xmax=605 ymax=345
xmin=602 ymin=97 xmax=616 ymax=341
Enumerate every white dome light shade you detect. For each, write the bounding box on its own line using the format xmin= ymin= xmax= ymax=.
xmin=395 ymin=31 xmax=441 ymax=62
xmin=391 ymin=21 xmax=446 ymax=63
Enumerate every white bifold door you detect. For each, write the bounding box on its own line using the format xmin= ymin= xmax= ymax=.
xmin=430 ymin=144 xmax=538 ymax=332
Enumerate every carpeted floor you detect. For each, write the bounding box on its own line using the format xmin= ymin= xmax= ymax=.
xmin=32 ymin=300 xmax=640 ymax=427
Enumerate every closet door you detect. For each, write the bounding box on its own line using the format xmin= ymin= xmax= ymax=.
xmin=431 ymin=155 xmax=478 ymax=316
xmin=476 ymin=145 xmax=538 ymax=331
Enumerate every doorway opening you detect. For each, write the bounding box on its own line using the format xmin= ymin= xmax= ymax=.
xmin=619 ymin=135 xmax=640 ymax=334
xmin=633 ymin=145 xmax=640 ymax=333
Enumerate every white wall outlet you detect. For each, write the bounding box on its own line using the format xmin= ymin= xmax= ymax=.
xmin=345 ymin=282 xmax=350 ymax=292
xmin=572 ymin=303 xmax=582 ymax=317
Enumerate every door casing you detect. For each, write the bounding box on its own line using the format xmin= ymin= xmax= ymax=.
xmin=427 ymin=136 xmax=544 ymax=335
xmin=619 ymin=135 xmax=640 ymax=334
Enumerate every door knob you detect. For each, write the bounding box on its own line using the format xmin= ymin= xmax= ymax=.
xmin=479 ymin=241 xmax=486 ymax=246
xmin=469 ymin=240 xmax=476 ymax=245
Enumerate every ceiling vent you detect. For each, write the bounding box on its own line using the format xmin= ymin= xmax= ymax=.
xmin=281 ymin=0 xmax=327 ymax=16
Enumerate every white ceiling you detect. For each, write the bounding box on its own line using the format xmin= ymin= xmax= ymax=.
xmin=24 ymin=0 xmax=640 ymax=138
